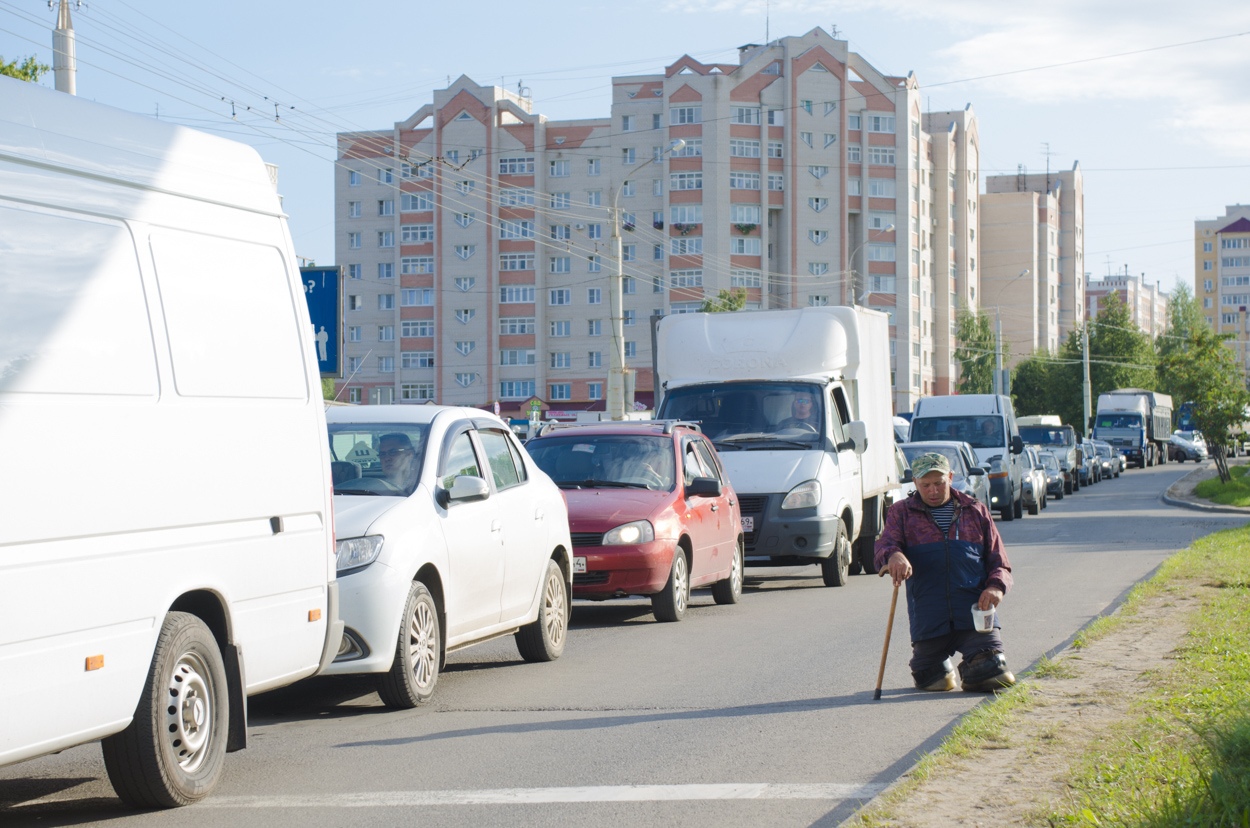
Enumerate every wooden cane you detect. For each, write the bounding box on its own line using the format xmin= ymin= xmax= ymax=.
xmin=873 ymin=582 xmax=900 ymax=700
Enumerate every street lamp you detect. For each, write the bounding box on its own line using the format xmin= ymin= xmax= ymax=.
xmin=992 ymin=268 xmax=1031 ymax=396
xmin=607 ymin=138 xmax=685 ymax=420
xmin=848 ymin=224 xmax=894 ymax=305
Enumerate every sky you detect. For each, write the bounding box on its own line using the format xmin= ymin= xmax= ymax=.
xmin=3 ymin=0 xmax=1249 ymax=296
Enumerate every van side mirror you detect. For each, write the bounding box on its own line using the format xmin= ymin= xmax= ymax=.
xmin=901 ymin=468 xmax=913 ymax=483
xmin=843 ymin=421 xmax=869 ymax=455
xmin=1011 ymin=435 xmax=1024 ymax=454
xmin=686 ymin=477 xmax=722 ymax=498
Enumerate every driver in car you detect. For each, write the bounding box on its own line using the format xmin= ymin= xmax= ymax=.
xmin=776 ymin=395 xmax=819 ymax=432
xmin=378 ymin=433 xmax=419 ymax=493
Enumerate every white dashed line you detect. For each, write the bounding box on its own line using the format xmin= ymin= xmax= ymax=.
xmin=202 ymin=782 xmax=886 ymax=808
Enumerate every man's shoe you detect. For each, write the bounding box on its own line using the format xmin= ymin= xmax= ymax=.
xmin=959 ymin=651 xmax=1016 ymax=692
xmin=912 ymin=659 xmax=957 ymax=692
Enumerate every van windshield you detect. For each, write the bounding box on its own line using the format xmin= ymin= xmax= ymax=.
xmin=910 ymin=416 xmax=1005 ymax=450
xmin=327 ymin=423 xmax=430 ymax=497
xmin=1019 ymin=426 xmax=1074 ymax=447
xmin=659 ymin=382 xmax=825 ymax=449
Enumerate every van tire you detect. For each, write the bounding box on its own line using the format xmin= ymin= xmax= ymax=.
xmin=821 ymin=522 xmax=851 ymax=587
xmin=711 ymin=541 xmax=744 ymax=605
xmin=516 ymin=560 xmax=569 ymax=660
xmin=377 ymin=581 xmax=441 ymax=709
xmin=1013 ymin=493 xmax=1024 ymax=519
xmin=101 ymin=612 xmax=228 ymax=808
xmin=652 ymin=548 xmax=690 ymax=621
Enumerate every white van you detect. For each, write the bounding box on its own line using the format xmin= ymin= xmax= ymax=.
xmin=909 ymin=394 xmax=1025 ymax=521
xmin=0 ymin=77 xmax=341 ymax=807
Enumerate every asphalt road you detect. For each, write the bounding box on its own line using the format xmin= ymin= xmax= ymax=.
xmin=3 ymin=463 xmax=1246 ymax=828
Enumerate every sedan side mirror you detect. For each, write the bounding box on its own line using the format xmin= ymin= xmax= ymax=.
xmin=686 ymin=476 xmax=722 ymax=498
xmin=967 ymin=466 xmax=987 ymax=476
xmin=438 ymin=475 xmax=490 ymax=507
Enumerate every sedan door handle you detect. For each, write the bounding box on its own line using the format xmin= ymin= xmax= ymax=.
xmin=534 ymin=509 xmax=545 ymax=522
xmin=491 ymin=519 xmax=502 ymax=533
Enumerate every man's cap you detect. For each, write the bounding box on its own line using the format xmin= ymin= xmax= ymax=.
xmin=911 ymin=452 xmax=951 ymax=478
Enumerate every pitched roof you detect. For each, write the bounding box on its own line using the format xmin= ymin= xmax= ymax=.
xmin=1219 ymin=217 xmax=1250 ymax=234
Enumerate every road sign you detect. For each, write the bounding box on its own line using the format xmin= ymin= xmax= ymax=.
xmin=300 ymin=266 xmax=342 ymax=378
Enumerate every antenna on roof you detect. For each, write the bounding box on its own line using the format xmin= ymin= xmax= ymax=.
xmin=765 ymin=0 xmax=770 ymax=43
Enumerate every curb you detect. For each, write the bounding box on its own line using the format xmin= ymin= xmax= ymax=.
xmin=1161 ymin=463 xmax=1250 ymax=515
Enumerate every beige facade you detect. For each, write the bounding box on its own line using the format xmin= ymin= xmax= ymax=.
xmin=333 ymin=28 xmax=966 ymax=416
xmin=1086 ymin=272 xmax=1169 ymax=338
xmin=1196 ymin=204 xmax=1250 ymax=382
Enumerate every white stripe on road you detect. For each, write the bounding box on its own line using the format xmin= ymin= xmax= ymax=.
xmin=202 ymin=783 xmax=886 ymax=808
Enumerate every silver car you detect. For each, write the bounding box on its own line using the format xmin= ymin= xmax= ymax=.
xmin=899 ymin=441 xmax=991 ymax=509
xmin=1020 ymin=446 xmax=1049 ymax=514
xmin=1093 ymin=440 xmax=1121 ymax=478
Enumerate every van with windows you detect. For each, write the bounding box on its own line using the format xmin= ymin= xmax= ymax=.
xmin=0 ymin=77 xmax=341 ymax=807
xmin=909 ymin=394 xmax=1025 ymax=521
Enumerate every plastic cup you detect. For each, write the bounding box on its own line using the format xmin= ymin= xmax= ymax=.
xmin=971 ymin=604 xmax=995 ymax=633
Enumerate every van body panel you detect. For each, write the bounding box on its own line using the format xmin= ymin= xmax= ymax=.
xmin=0 ymin=76 xmax=338 ymax=779
xmin=910 ymin=394 xmax=1023 ymax=517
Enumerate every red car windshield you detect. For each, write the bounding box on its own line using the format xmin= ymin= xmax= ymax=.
xmin=528 ymin=435 xmax=676 ymax=491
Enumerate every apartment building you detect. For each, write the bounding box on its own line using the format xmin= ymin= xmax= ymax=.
xmin=1086 ymin=271 xmax=1169 ymax=338
xmin=1196 ymin=204 xmax=1250 ymax=380
xmin=334 ymin=27 xmax=956 ymax=416
xmin=982 ymin=163 xmax=1085 ymax=363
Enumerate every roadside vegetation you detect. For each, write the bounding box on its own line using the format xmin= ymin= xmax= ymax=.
xmin=1048 ymin=525 xmax=1250 ymax=826
xmin=1194 ymin=464 xmax=1250 ymax=507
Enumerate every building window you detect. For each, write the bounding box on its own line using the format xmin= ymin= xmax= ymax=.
xmin=731 ymin=269 xmax=762 ymax=288
xmin=587 ymin=287 xmax=602 ymax=304
xmin=621 ymin=181 xmax=636 ymax=198
xmin=348 ymin=295 xmax=362 ymax=311
xmin=549 ymin=160 xmax=570 ymax=177
xmin=809 ymin=295 xmax=829 ymax=307
xmin=731 ymin=106 xmax=761 ymax=125
xmin=455 ymin=373 xmax=477 ymax=388
xmin=868 ymin=178 xmax=896 ymax=197
xmin=622 ymin=244 xmax=636 ymax=262
xmin=768 ymin=174 xmax=784 ymax=191
xmin=867 ymin=115 xmax=896 ymax=133
xmin=730 ymin=171 xmax=761 ymax=190
xmin=729 ymin=139 xmax=761 ymax=158
xmin=401 ymin=256 xmax=434 ymax=275
xmin=623 ymin=277 xmax=637 ymax=294
xmin=588 ymin=255 xmax=602 ymax=272
xmin=550 ymin=352 xmax=571 ymax=369
xmin=401 ymin=383 xmax=435 ymax=402
xmin=401 ymin=320 xmax=434 ymax=337
xmin=768 ymin=110 xmax=784 ymax=126
xmin=674 ymin=139 xmax=703 ymax=157
xmin=500 ymin=349 xmax=536 ymax=366
xmin=588 ymin=319 xmax=602 ymax=336
xmin=549 ymin=383 xmax=572 ymax=401
xmin=824 ymin=133 xmax=837 ymax=148
xmin=1204 ymin=241 xmax=1213 ymax=252
xmin=401 ymin=193 xmax=433 ymax=211
xmin=588 ymin=158 xmax=601 ymax=176
xmin=671 ymin=269 xmax=704 ymax=288
xmin=378 ymin=231 xmax=394 ymax=248
xmin=348 ymin=232 xmax=361 ymax=249
xmin=378 ymin=293 xmax=395 ymax=310
xmin=454 ymin=341 xmax=475 ymax=356
xmin=500 ymin=253 xmax=535 ymax=271
xmin=378 ymin=168 xmax=394 ymax=184
xmin=868 ymin=147 xmax=896 ymax=165
xmin=808 ymin=198 xmax=829 ymax=213
xmin=499 ymin=156 xmax=535 ymax=175
xmin=670 ymin=172 xmax=703 ymax=191
xmin=670 ymin=205 xmax=703 ymax=224
xmin=500 ymin=220 xmax=535 ymax=239
xmin=800 ymin=131 xmax=813 ymax=148
xmin=731 ymin=238 xmax=762 ymax=255
xmin=401 ymin=288 xmax=433 ymax=306
xmin=500 ymin=286 xmax=536 ymax=303
xmin=454 ymin=244 xmax=476 ymax=260
xmin=499 ymin=381 xmax=536 ymax=400
xmin=550 ymin=288 xmax=572 ymax=305
xmin=588 ymin=382 xmax=603 ymax=400
xmin=347 ymin=201 xmax=362 ymax=218
xmin=348 ymin=326 xmax=361 ymax=342
xmin=869 ymin=244 xmax=896 ymax=262
xmin=401 ymin=224 xmax=435 ymax=242
xmin=499 ymin=317 xmax=535 ymax=335
xmin=378 ymin=356 xmax=395 ymax=373
xmin=454 ymin=277 xmax=476 ymax=292
xmin=671 ymin=301 xmax=702 ymax=314
xmin=401 ymin=350 xmax=434 ymax=369
xmin=500 ymin=187 xmax=536 ymax=207
xmin=348 ymin=170 xmax=360 ymax=187
xmin=588 ymin=351 xmax=603 ymax=368
xmin=454 ymin=309 xmax=475 ymax=324
xmin=622 ymin=147 xmax=636 ymax=165
xmin=809 ymin=230 xmax=829 ymax=245
xmin=670 ymin=106 xmax=701 ymax=125
xmin=622 ymin=114 xmax=636 ymax=132
xmin=809 ymin=263 xmax=829 ymax=276
xmin=624 ymin=342 xmax=637 ymax=358
xmin=378 ymin=200 xmax=394 ymax=216
xmin=671 ymin=238 xmax=704 ymax=256
xmin=550 ymin=320 xmax=571 ymax=337
xmin=768 ymin=141 xmax=783 ymax=159
xmin=347 ymin=263 xmax=361 ymax=280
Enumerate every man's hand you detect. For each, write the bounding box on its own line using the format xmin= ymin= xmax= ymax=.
xmin=882 ymin=551 xmax=911 ymax=587
xmin=977 ymin=587 xmax=1004 ymax=611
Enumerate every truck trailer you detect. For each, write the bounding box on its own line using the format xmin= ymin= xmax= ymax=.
xmin=1093 ymin=388 xmax=1173 ymax=468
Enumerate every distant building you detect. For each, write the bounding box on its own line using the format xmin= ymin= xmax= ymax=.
xmin=1085 ymin=271 xmax=1169 ymax=337
xmin=981 ymin=164 xmax=1085 ymax=365
xmin=332 ymin=28 xmax=977 ymax=415
xmin=1195 ymin=204 xmax=1250 ymax=381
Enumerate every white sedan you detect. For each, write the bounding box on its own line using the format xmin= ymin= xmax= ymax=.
xmin=322 ymin=405 xmax=573 ymax=708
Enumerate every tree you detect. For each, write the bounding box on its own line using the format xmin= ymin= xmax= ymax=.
xmin=700 ymin=288 xmax=747 ymax=313
xmin=1159 ymin=324 xmax=1250 ymax=483
xmin=1 ymin=55 xmax=49 ymax=82
xmin=954 ymin=308 xmax=1000 ymax=394
xmin=1010 ymin=352 xmax=1054 ymax=416
xmin=1156 ymin=282 xmax=1206 ymax=367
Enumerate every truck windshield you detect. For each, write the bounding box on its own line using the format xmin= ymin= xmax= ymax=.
xmin=1097 ymin=414 xmax=1142 ymax=429
xmin=1019 ymin=426 xmax=1074 ymax=447
xmin=910 ymin=416 xmax=1005 ymax=450
xmin=658 ymin=382 xmax=825 ymax=448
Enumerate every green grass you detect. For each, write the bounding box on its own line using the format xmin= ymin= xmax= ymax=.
xmin=1029 ymin=654 xmax=1077 ymax=680
xmin=1194 ymin=464 xmax=1250 ymax=507
xmin=1046 ymin=525 xmax=1250 ymax=826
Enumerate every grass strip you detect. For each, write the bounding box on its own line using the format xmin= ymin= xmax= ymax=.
xmin=1193 ymin=464 xmax=1250 ymax=507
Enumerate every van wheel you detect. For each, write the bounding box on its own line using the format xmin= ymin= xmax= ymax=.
xmin=652 ymin=548 xmax=690 ymax=621
xmin=712 ymin=541 xmax=744 ymax=605
xmin=377 ymin=581 xmax=441 ymax=709
xmin=1013 ymin=493 xmax=1024 ymax=519
xmin=821 ymin=522 xmax=851 ymax=587
xmin=101 ymin=612 xmax=228 ymax=808
xmin=516 ymin=560 xmax=569 ymax=660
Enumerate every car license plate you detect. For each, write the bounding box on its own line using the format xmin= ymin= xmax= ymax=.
xmin=573 ymin=556 xmax=587 ymax=574
xmin=741 ymin=516 xmax=754 ymax=532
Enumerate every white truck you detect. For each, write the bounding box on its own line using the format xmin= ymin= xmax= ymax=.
xmin=1093 ymin=389 xmax=1174 ymax=468
xmin=654 ymin=306 xmax=898 ymax=582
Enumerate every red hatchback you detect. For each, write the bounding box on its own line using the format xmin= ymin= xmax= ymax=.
xmin=525 ymin=421 xmax=744 ymax=621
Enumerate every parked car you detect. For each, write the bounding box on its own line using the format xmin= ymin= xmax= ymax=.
xmin=1020 ymin=446 xmax=1049 ymax=514
xmin=1079 ymin=439 xmax=1101 ymax=485
xmin=323 ymin=405 xmax=573 ymax=709
xmin=1093 ymin=440 xmax=1121 ymax=478
xmin=894 ymin=416 xmax=912 ymax=443
xmin=526 ymin=420 xmax=743 ymax=621
xmin=898 ymin=441 xmax=991 ymax=509
xmin=1038 ymin=451 xmax=1065 ymax=500
xmin=1169 ymin=430 xmax=1209 ymax=463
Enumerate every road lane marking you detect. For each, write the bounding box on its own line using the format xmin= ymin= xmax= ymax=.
xmin=202 ymin=783 xmax=886 ymax=808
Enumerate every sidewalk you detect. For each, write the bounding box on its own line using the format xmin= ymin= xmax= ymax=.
xmin=1162 ymin=456 xmax=1250 ymax=514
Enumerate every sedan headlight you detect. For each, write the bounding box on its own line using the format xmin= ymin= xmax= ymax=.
xmin=781 ymin=480 xmax=821 ymax=510
xmin=336 ymin=536 xmax=384 ymax=574
xmin=603 ymin=520 xmax=654 ymax=546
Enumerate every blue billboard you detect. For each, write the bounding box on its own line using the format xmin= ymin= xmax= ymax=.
xmin=300 ymin=266 xmax=342 ymax=378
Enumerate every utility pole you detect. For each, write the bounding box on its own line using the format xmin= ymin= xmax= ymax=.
xmin=1082 ymin=326 xmax=1092 ymax=437
xmin=994 ymin=309 xmax=1003 ymax=396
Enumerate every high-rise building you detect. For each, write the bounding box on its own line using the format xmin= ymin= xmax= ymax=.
xmin=982 ymin=163 xmax=1084 ymax=363
xmin=333 ymin=28 xmax=966 ymax=416
xmin=1196 ymin=204 xmax=1250 ymax=381
xmin=1086 ymin=271 xmax=1169 ymax=337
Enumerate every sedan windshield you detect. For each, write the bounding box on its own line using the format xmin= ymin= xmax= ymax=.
xmin=328 ymin=423 xmax=430 ymax=497
xmin=527 ymin=435 xmax=676 ymax=491
xmin=1039 ymin=453 xmax=1059 ymax=471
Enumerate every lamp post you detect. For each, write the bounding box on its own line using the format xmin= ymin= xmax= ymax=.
xmin=848 ymin=224 xmax=894 ymax=305
xmin=992 ymin=268 xmax=1031 ymax=396
xmin=607 ymin=138 xmax=685 ymax=420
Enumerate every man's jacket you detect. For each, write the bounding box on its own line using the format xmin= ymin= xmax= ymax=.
xmin=873 ymin=488 xmax=1012 ymax=642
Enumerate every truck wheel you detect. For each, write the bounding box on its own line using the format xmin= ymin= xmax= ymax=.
xmin=101 ymin=612 xmax=229 ymax=808
xmin=377 ymin=581 xmax=441 ymax=709
xmin=711 ymin=541 xmax=744 ymax=605
xmin=821 ymin=522 xmax=851 ymax=587
xmin=652 ymin=548 xmax=690 ymax=621
xmin=516 ymin=560 xmax=569 ymax=661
